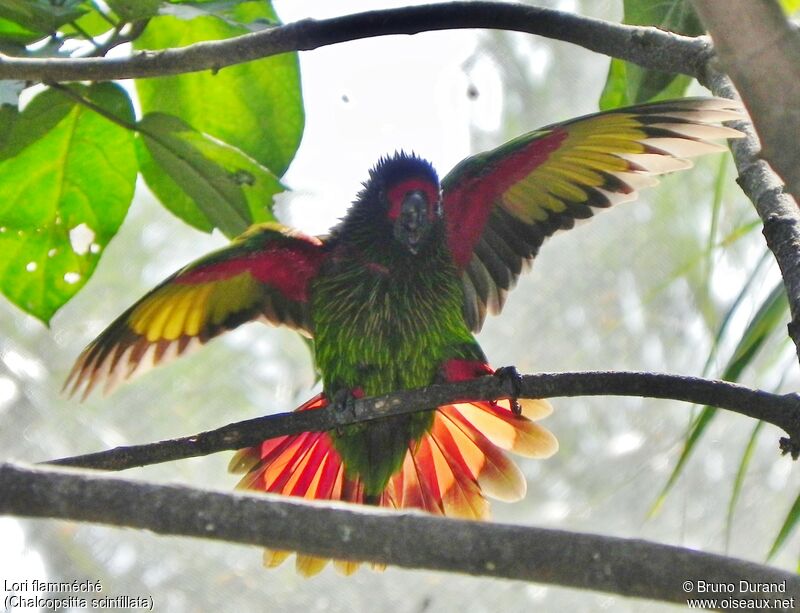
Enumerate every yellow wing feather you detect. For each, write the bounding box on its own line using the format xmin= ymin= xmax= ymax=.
xmin=444 ymin=97 xmax=746 ymax=331
xmin=65 ymin=223 xmax=323 ymax=399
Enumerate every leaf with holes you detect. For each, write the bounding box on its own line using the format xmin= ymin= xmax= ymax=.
xmin=0 ymin=83 xmax=137 ymax=323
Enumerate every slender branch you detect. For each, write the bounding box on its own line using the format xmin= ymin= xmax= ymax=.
xmin=691 ymin=0 xmax=800 ymax=217
xmin=90 ymin=1 xmax=119 ymax=29
xmin=0 ymin=2 xmax=712 ymax=83
xmin=85 ymin=22 xmax=134 ymax=59
xmin=67 ymin=20 xmax=100 ymax=49
xmin=2 ymin=462 xmax=797 ymax=610
xmin=46 ymin=371 xmax=800 ymax=472
xmin=698 ymin=69 xmax=800 ymax=364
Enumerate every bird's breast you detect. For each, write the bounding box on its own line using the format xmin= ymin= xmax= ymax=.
xmin=309 ymin=254 xmax=471 ymax=395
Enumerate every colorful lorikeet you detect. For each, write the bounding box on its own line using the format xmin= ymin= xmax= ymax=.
xmin=65 ymin=98 xmax=743 ymax=576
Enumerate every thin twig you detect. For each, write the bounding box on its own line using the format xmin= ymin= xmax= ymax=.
xmin=88 ymin=20 xmax=150 ymax=58
xmin=46 ymin=371 xmax=800 ymax=472
xmin=67 ymin=20 xmax=100 ymax=49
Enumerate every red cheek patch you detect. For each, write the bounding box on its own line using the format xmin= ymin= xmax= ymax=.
xmin=387 ymin=178 xmax=440 ymax=220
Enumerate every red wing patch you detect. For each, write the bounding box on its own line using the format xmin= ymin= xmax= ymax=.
xmin=177 ymin=238 xmax=324 ymax=302
xmin=440 ymin=98 xmax=744 ymax=332
xmin=64 ymin=224 xmax=326 ymax=399
xmin=444 ymin=130 xmax=567 ymax=268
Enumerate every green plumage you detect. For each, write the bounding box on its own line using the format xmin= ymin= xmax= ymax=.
xmin=310 ymin=158 xmax=484 ymax=496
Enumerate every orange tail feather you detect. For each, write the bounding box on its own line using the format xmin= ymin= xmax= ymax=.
xmin=231 ymin=393 xmax=558 ymax=576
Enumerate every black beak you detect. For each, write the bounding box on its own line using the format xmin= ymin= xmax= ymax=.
xmin=394 ymin=190 xmax=430 ymax=254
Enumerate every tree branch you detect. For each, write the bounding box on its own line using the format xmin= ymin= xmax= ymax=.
xmin=46 ymin=371 xmax=800 ymax=472
xmin=691 ymin=2 xmax=800 ymax=365
xmin=0 ymin=464 xmax=800 ymax=610
xmin=1 ymin=462 xmax=797 ymax=610
xmin=699 ymin=69 xmax=800 ymax=365
xmin=691 ymin=0 xmax=800 ymax=219
xmin=0 ymin=2 xmax=711 ymax=83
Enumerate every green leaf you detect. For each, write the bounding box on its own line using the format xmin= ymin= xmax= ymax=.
xmin=0 ymin=17 xmax=43 ymax=45
xmin=188 ymin=134 xmax=284 ymax=225
xmin=725 ymin=284 xmax=788 ymax=379
xmin=134 ymin=7 xmax=303 ymax=177
xmin=651 ymin=282 xmax=789 ymax=515
xmin=597 ymin=58 xmax=628 ymax=111
xmin=164 ymin=1 xmax=278 ymax=30
xmin=701 ymin=251 xmax=773 ymax=377
xmin=649 ymin=405 xmax=717 ymax=517
xmin=719 ymin=219 xmax=762 ymax=248
xmin=61 ymin=5 xmax=117 ymax=39
xmin=105 ymin=0 xmax=161 ymax=22
xmin=599 ymin=0 xmax=703 ymax=109
xmin=137 ymin=113 xmax=283 ymax=237
xmin=0 ymin=83 xmax=137 ymax=323
xmin=0 ymin=0 xmax=87 ymax=35
xmin=768 ymin=491 xmax=800 ymax=560
xmin=138 ymin=113 xmax=250 ymax=236
xmin=725 ymin=420 xmax=763 ymax=549
xmin=136 ymin=135 xmax=213 ymax=233
xmin=0 ymin=89 xmax=75 ymax=160
xmin=781 ymin=0 xmax=800 ymax=15
xmin=696 ymin=156 xmax=730 ymax=316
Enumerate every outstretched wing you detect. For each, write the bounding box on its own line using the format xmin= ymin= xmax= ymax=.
xmin=65 ymin=223 xmax=325 ymax=399
xmin=441 ymin=97 xmax=744 ymax=331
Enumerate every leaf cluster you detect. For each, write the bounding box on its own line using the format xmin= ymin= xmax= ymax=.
xmin=0 ymin=0 xmax=303 ymax=322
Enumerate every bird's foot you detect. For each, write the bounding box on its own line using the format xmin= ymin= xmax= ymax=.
xmin=494 ymin=366 xmax=523 ymax=416
xmin=330 ymin=388 xmax=358 ymax=429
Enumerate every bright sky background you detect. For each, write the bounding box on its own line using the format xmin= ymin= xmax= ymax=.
xmin=273 ymin=0 xmax=500 ymax=234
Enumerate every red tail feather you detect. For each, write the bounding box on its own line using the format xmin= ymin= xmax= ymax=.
xmin=230 ymin=392 xmax=557 ymax=576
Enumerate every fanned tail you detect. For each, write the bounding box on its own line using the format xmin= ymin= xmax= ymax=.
xmin=230 ymin=394 xmax=557 ymax=576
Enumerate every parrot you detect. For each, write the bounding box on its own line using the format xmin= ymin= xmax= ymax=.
xmin=64 ymin=97 xmax=743 ymax=576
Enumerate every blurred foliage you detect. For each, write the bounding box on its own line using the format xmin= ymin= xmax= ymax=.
xmin=599 ymin=0 xmax=702 ymax=109
xmin=651 ymin=280 xmax=789 ymax=517
xmin=0 ymin=0 xmax=302 ymax=323
xmin=597 ymin=0 xmax=800 ymax=563
xmin=782 ymin=0 xmax=800 ymax=15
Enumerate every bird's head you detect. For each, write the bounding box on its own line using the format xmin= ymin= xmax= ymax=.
xmin=345 ymin=152 xmax=442 ymax=256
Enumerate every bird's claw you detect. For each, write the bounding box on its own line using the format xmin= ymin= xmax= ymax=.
xmin=494 ymin=366 xmax=523 ymax=416
xmin=330 ymin=388 xmax=358 ymax=428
